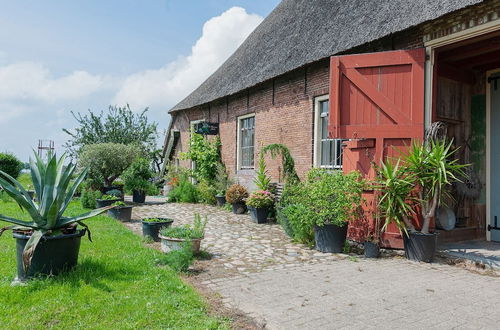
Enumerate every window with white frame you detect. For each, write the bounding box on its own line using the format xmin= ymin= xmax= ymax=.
xmin=314 ymin=96 xmax=343 ymax=169
xmin=237 ymin=114 xmax=255 ymax=169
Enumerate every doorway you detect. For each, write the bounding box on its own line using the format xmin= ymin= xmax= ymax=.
xmin=488 ymin=70 xmax=500 ymax=242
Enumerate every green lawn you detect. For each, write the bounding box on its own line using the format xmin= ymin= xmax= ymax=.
xmin=0 ymin=199 xmax=226 ymax=329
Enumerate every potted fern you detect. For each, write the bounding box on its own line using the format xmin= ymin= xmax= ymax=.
xmin=246 ymin=152 xmax=274 ymax=223
xmin=377 ymin=139 xmax=467 ymax=262
xmin=159 ymin=213 xmax=207 ymax=253
xmin=0 ymin=153 xmax=112 ymax=282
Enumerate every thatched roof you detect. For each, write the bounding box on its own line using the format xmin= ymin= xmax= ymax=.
xmin=170 ymin=0 xmax=483 ymax=112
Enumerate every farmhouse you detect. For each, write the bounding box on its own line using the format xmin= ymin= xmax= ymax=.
xmin=164 ymin=0 xmax=500 ymax=247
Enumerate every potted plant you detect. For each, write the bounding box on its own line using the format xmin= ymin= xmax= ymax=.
xmin=159 ymin=213 xmax=207 ymax=253
xmin=377 ymin=139 xmax=467 ymax=262
xmin=364 ymin=206 xmax=381 ymax=258
xmin=123 ymin=158 xmax=154 ymax=203
xmin=96 ymin=194 xmax=121 ymax=208
xmin=214 ymin=162 xmax=231 ymax=207
xmin=105 ymin=188 xmax=123 ymax=201
xmin=302 ymin=169 xmax=364 ymax=253
xmin=226 ymin=184 xmax=248 ymax=214
xmin=0 ymin=152 xmax=112 ymax=282
xmin=142 ymin=217 xmax=174 ymax=242
xmin=246 ymin=190 xmax=274 ymax=223
xmin=107 ymin=201 xmax=133 ymax=222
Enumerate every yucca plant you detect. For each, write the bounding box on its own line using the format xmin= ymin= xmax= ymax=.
xmin=0 ymin=152 xmax=112 ymax=271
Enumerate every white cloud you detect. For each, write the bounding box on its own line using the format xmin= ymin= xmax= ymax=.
xmin=113 ymin=7 xmax=263 ymax=110
xmin=0 ymin=61 xmax=103 ymax=103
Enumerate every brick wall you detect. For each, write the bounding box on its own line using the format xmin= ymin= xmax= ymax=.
xmin=169 ymin=1 xmax=499 ymax=189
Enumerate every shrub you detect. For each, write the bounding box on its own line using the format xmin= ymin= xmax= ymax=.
xmin=225 ymin=184 xmax=248 ymax=204
xmin=79 ymin=143 xmax=141 ymax=188
xmin=122 ymin=158 xmax=155 ymax=194
xmin=197 ymin=179 xmax=217 ymax=205
xmin=168 ymin=175 xmax=199 ymax=203
xmin=160 ymin=213 xmax=207 ymax=239
xmin=105 ymin=189 xmax=122 ymax=198
xmin=158 ymin=243 xmax=194 ymax=272
xmin=283 ymin=203 xmax=314 ymax=245
xmin=213 ymin=162 xmax=231 ymax=196
xmin=80 ymin=187 xmax=102 ymax=209
xmin=246 ymin=190 xmax=274 ymax=208
xmin=0 ymin=152 xmax=23 ymax=179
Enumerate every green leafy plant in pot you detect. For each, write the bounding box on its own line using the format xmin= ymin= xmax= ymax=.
xmin=377 ymin=139 xmax=467 ymax=262
xmin=301 ymin=169 xmax=364 ymax=253
xmin=214 ymin=162 xmax=231 ymax=207
xmin=246 ymin=191 xmax=274 ymax=223
xmin=123 ymin=158 xmax=155 ymax=203
xmin=226 ymin=184 xmax=248 ymax=214
xmin=0 ymin=152 xmax=112 ymax=282
xmin=159 ymin=213 xmax=207 ymax=253
xmin=95 ymin=193 xmax=121 ymax=208
xmin=107 ymin=201 xmax=133 ymax=222
xmin=141 ymin=217 xmax=174 ymax=242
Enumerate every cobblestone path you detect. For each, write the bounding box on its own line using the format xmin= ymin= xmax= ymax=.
xmin=129 ymin=203 xmax=500 ymax=329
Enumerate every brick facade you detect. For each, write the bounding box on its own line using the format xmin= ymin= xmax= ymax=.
xmin=170 ymin=1 xmax=498 ymax=189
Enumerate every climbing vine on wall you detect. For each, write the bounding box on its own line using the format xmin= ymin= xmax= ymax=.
xmin=180 ymin=130 xmax=221 ymax=182
xmin=261 ymin=143 xmax=299 ymax=183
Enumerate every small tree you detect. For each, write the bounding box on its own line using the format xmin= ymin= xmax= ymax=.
xmin=122 ymin=158 xmax=154 ymax=194
xmin=79 ymin=143 xmax=141 ymax=188
xmin=0 ymin=152 xmax=23 ymax=180
xmin=254 ymin=152 xmax=271 ymax=191
xmin=180 ymin=131 xmax=221 ymax=182
xmin=63 ymin=105 xmax=158 ymax=157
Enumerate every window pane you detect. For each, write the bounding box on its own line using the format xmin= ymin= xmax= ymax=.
xmin=321 ymin=117 xmax=328 ymax=139
xmin=321 ymin=100 xmax=329 ymax=114
xmin=240 ymin=116 xmax=255 ymax=168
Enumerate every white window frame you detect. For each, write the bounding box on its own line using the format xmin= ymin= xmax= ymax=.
xmin=313 ymin=95 xmax=343 ymax=169
xmin=236 ymin=113 xmax=256 ymax=170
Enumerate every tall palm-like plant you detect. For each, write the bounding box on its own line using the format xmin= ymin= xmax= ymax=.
xmin=0 ymin=152 xmax=112 ymax=270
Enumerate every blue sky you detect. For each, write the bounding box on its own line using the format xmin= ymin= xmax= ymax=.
xmin=0 ymin=0 xmax=280 ymax=161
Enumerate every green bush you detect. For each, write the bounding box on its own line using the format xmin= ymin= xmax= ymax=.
xmin=122 ymin=158 xmax=155 ymax=194
xmin=81 ymin=187 xmax=102 ymax=209
xmin=180 ymin=132 xmax=221 ymax=182
xmin=0 ymin=152 xmax=23 ymax=179
xmin=168 ymin=176 xmax=199 ymax=203
xmin=197 ymin=179 xmax=216 ymax=205
xmin=283 ymin=203 xmax=314 ymax=245
xmin=158 ymin=243 xmax=194 ymax=272
xmin=79 ymin=143 xmax=141 ymax=188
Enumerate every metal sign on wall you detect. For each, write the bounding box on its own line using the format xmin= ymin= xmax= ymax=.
xmin=194 ymin=122 xmax=219 ymax=135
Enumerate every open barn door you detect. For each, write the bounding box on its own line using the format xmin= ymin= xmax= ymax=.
xmin=329 ymin=49 xmax=426 ymax=248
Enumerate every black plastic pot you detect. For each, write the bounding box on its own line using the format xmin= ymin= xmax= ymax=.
xmin=364 ymin=241 xmax=380 ymax=258
xmin=403 ymin=231 xmax=438 ymax=263
xmin=231 ymin=202 xmax=247 ymax=214
xmin=215 ymin=195 xmax=226 ymax=207
xmin=314 ymin=223 xmax=348 ymax=253
xmin=107 ymin=206 xmax=133 ymax=222
xmin=14 ymin=229 xmax=85 ymax=281
xmin=96 ymin=198 xmax=120 ymax=208
xmin=142 ymin=218 xmax=174 ymax=242
xmin=248 ymin=206 xmax=269 ymax=224
xmin=133 ymin=190 xmax=146 ymax=203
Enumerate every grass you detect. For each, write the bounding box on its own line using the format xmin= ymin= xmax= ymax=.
xmin=0 ymin=198 xmax=227 ymax=329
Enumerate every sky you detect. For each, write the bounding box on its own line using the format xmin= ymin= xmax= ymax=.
xmin=0 ymin=0 xmax=280 ymax=161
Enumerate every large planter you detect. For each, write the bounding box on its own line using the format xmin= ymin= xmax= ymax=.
xmin=159 ymin=235 xmax=202 ymax=254
xmin=403 ymin=231 xmax=438 ymax=263
xmin=231 ymin=201 xmax=247 ymax=214
xmin=96 ymin=198 xmax=120 ymax=208
xmin=215 ymin=195 xmax=226 ymax=207
xmin=13 ymin=229 xmax=85 ymax=281
xmin=142 ymin=218 xmax=174 ymax=242
xmin=364 ymin=241 xmax=380 ymax=258
xmin=314 ymin=223 xmax=348 ymax=253
xmin=248 ymin=206 xmax=269 ymax=224
xmin=133 ymin=190 xmax=146 ymax=203
xmin=107 ymin=206 xmax=133 ymax=222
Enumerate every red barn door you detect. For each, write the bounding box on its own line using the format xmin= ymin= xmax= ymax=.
xmin=329 ymin=49 xmax=426 ymax=248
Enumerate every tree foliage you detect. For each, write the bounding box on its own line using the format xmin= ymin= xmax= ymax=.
xmin=63 ymin=105 xmax=158 ymax=156
xmin=79 ymin=143 xmax=141 ymax=188
xmin=180 ymin=132 xmax=221 ymax=182
xmin=0 ymin=152 xmax=23 ymax=180
xmin=122 ymin=158 xmax=155 ymax=193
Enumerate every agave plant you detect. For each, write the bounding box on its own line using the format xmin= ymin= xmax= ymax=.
xmin=0 ymin=152 xmax=112 ymax=270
